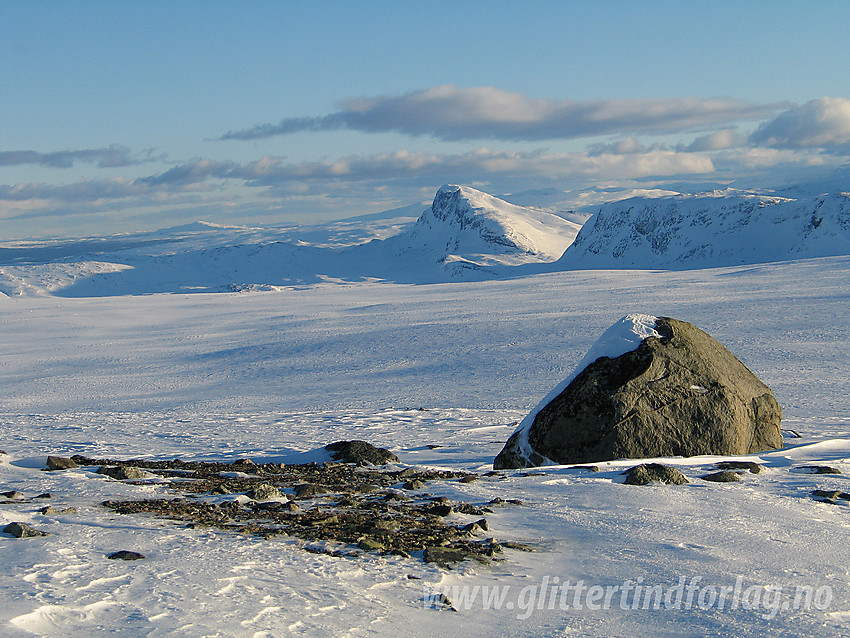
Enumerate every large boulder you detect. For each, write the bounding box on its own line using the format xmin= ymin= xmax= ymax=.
xmin=494 ymin=315 xmax=782 ymax=469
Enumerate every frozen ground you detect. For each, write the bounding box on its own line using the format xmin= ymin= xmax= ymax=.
xmin=1 ymin=256 xmax=850 ymax=636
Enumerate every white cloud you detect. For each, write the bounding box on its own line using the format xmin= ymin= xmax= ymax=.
xmin=750 ymin=97 xmax=850 ymax=151
xmin=218 ymin=85 xmax=783 ymax=142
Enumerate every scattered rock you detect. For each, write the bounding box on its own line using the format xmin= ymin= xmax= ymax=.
xmin=325 ymin=440 xmax=400 ymax=466
xmin=796 ymin=465 xmax=842 ymax=475
xmin=717 ymin=461 xmax=763 ymax=474
xmin=97 ymin=466 xmax=148 ymax=480
xmin=402 ymin=479 xmax=426 ymax=490
xmin=45 ymin=456 xmax=79 ymax=471
xmin=423 ymin=590 xmax=457 ymax=611
xmin=3 ymin=522 xmax=49 ymax=537
xmin=461 ymin=518 xmax=489 ymax=534
xmin=424 ymin=504 xmax=454 ymax=517
xmin=424 ymin=546 xmax=470 ymax=567
xmin=623 ymin=463 xmax=689 ymax=486
xmin=248 ymin=484 xmax=284 ymax=501
xmin=568 ymin=465 xmax=601 ymax=472
xmin=495 ymin=316 xmax=783 ymax=468
xmin=811 ymin=490 xmax=850 ymax=503
xmin=107 ymin=550 xmax=145 ymax=561
xmin=458 ymin=475 xmax=479 ymax=483
xmin=700 ymin=470 xmax=742 ymax=483
xmin=1 ymin=491 xmax=26 ymax=500
xmin=39 ymin=506 xmax=78 ymax=515
xmin=294 ymin=483 xmax=328 ymax=498
xmin=357 ymin=537 xmax=385 ymax=551
xmin=34 ymin=493 xmax=53 ymax=499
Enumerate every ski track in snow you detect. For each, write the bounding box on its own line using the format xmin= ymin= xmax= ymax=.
xmin=1 ymin=256 xmax=849 ymax=636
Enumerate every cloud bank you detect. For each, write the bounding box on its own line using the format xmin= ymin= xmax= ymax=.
xmin=750 ymin=97 xmax=850 ymax=152
xmin=219 ymin=85 xmax=784 ymax=142
xmin=0 ymin=145 xmax=155 ymax=169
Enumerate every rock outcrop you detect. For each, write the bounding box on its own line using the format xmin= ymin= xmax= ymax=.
xmin=494 ymin=315 xmax=782 ymax=468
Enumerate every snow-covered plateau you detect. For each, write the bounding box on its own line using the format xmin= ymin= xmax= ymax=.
xmin=1 ymin=181 xmax=850 ymax=637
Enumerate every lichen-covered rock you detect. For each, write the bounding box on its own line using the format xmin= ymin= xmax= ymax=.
xmin=495 ymin=316 xmax=782 ymax=468
xmin=3 ymin=522 xmax=50 ymax=537
xmin=97 ymin=466 xmax=148 ymax=480
xmin=325 ymin=440 xmax=400 ymax=466
xmin=46 ymin=456 xmax=79 ymax=471
xmin=623 ymin=463 xmax=689 ymax=485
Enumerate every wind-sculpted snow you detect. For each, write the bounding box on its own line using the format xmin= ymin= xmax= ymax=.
xmin=558 ymin=191 xmax=850 ymax=269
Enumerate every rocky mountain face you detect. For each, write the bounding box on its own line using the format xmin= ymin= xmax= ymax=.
xmin=557 ymin=190 xmax=850 ymax=269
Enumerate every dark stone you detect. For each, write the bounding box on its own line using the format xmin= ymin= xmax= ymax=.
xmin=97 ymin=466 xmax=147 ymax=480
xmin=700 ymin=470 xmax=742 ymax=483
xmin=797 ymin=465 xmax=842 ymax=475
xmin=294 ymin=483 xmax=327 ymax=498
xmin=424 ymin=504 xmax=454 ymax=517
xmin=248 ymin=484 xmax=283 ymax=501
xmin=495 ymin=317 xmax=783 ymax=468
xmin=402 ymin=479 xmax=426 ymax=490
xmin=357 ymin=537 xmax=385 ymax=551
xmin=623 ymin=463 xmax=689 ymax=486
xmin=325 ymin=441 xmax=400 ymax=466
xmin=46 ymin=456 xmax=79 ymax=471
xmin=35 ymin=493 xmax=53 ymax=499
xmin=3 ymin=522 xmax=49 ymax=537
xmin=717 ymin=461 xmax=763 ymax=474
xmin=458 ymin=475 xmax=479 ymax=483
xmin=39 ymin=506 xmax=78 ymax=515
xmin=812 ymin=490 xmax=850 ymax=503
xmin=1 ymin=491 xmax=25 ymax=500
xmin=424 ymin=546 xmax=469 ymax=567
xmin=107 ymin=550 xmax=145 ymax=561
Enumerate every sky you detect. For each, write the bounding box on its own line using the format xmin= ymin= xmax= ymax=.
xmin=2 ymin=0 xmax=850 ymax=239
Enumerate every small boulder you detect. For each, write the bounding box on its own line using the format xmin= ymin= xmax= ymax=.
xmin=248 ymin=484 xmax=284 ymax=501
xmin=717 ymin=461 xmax=763 ymax=474
xmin=623 ymin=463 xmax=689 ymax=486
xmin=3 ymin=522 xmax=49 ymax=538
xmin=424 ymin=546 xmax=469 ymax=567
xmin=97 ymin=466 xmax=147 ymax=480
xmin=107 ymin=550 xmax=145 ymax=561
xmin=402 ymin=479 xmax=426 ymax=490
xmin=325 ymin=441 xmax=400 ymax=466
xmin=1 ymin=490 xmax=26 ymax=500
xmin=700 ymin=470 xmax=742 ymax=483
xmin=46 ymin=456 xmax=79 ymax=471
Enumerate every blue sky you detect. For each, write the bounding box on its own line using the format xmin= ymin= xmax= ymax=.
xmin=2 ymin=1 xmax=850 ymax=238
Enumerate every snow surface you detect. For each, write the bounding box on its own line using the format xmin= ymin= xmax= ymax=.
xmin=2 ymin=247 xmax=850 ymax=636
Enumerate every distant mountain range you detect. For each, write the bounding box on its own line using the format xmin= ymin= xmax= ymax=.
xmin=1 ymin=173 xmax=848 ymax=296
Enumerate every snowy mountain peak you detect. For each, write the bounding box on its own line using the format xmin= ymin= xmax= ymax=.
xmin=405 ymin=185 xmax=582 ymax=267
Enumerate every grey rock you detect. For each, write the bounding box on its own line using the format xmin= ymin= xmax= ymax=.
xmin=495 ymin=317 xmax=782 ymax=468
xmin=357 ymin=537 xmax=385 ymax=551
xmin=97 ymin=466 xmax=147 ymax=480
xmin=39 ymin=506 xmax=78 ymax=515
xmin=1 ymin=491 xmax=26 ymax=500
xmin=797 ymin=465 xmax=842 ymax=475
xmin=325 ymin=440 xmax=400 ymax=466
xmin=402 ymin=480 xmax=426 ymax=490
xmin=700 ymin=470 xmax=742 ymax=483
xmin=294 ymin=483 xmax=327 ymax=498
xmin=107 ymin=550 xmax=145 ymax=560
xmin=46 ymin=456 xmax=79 ymax=471
xmin=623 ymin=463 xmax=689 ymax=486
xmin=3 ymin=522 xmax=49 ymax=537
xmin=717 ymin=461 xmax=763 ymax=474
xmin=424 ymin=546 xmax=469 ymax=567
xmin=248 ymin=483 xmax=284 ymax=501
